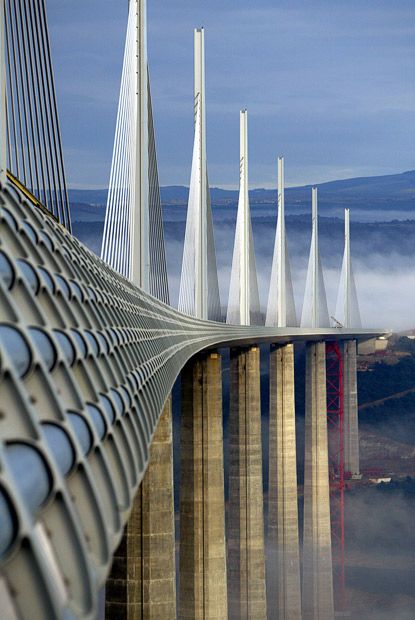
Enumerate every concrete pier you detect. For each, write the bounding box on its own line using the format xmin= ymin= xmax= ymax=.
xmin=105 ymin=397 xmax=176 ymax=619
xmin=302 ymin=342 xmax=334 ymax=620
xmin=228 ymin=346 xmax=267 ymax=620
xmin=268 ymin=344 xmax=301 ymax=619
xmin=179 ymin=352 xmax=228 ymax=619
xmin=343 ymin=340 xmax=359 ymax=476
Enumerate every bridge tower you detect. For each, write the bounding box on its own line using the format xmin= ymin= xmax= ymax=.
xmin=336 ymin=209 xmax=361 ymax=477
xmin=103 ymin=2 xmax=175 ymax=619
xmin=100 ymin=0 xmax=169 ymax=302
xmin=301 ymin=188 xmax=335 ymax=620
xmin=266 ymin=157 xmax=302 ymax=619
xmin=178 ymin=28 xmax=221 ymax=321
xmin=130 ymin=0 xmax=149 ymax=290
xmin=227 ymin=110 xmax=267 ymax=620
xmin=178 ymin=28 xmax=227 ymax=619
xmin=227 ymin=110 xmax=261 ymax=326
xmin=266 ymin=156 xmax=296 ymax=329
xmin=301 ymin=187 xmax=330 ymax=329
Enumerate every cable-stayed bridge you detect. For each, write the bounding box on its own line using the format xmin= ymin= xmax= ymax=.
xmin=0 ymin=1 xmax=382 ymax=619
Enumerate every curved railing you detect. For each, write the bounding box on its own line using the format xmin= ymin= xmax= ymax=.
xmin=0 ymin=182 xmax=380 ymax=619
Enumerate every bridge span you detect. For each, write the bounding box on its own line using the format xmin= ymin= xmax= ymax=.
xmin=0 ymin=182 xmax=380 ymax=618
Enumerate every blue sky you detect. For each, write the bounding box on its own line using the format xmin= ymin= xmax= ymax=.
xmin=47 ymin=0 xmax=415 ymax=189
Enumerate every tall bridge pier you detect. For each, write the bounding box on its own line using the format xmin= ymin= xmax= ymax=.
xmin=302 ymin=342 xmax=334 ymax=620
xmin=106 ymin=398 xmax=176 ymax=620
xmin=179 ymin=351 xmax=228 ymax=619
xmin=228 ymin=346 xmax=267 ymax=619
xmin=343 ymin=340 xmax=359 ymax=476
xmin=103 ymin=337 xmax=347 ymax=620
xmin=268 ymin=343 xmax=302 ymax=619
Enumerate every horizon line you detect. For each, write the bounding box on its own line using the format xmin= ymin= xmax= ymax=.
xmin=66 ymin=167 xmax=414 ymax=193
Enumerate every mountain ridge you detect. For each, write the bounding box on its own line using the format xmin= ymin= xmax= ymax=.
xmin=68 ymin=169 xmax=415 ymax=215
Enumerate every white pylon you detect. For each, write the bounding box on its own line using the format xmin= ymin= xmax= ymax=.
xmin=178 ymin=28 xmax=221 ymax=321
xmin=101 ymin=0 xmax=169 ymax=303
xmin=335 ymin=209 xmax=361 ymax=328
xmin=130 ymin=0 xmax=149 ymax=291
xmin=300 ymin=187 xmax=329 ymax=328
xmin=227 ymin=110 xmax=261 ymax=326
xmin=266 ymin=156 xmax=296 ymax=327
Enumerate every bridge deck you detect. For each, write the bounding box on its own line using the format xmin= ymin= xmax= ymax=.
xmin=0 ymin=183 xmax=382 ymax=618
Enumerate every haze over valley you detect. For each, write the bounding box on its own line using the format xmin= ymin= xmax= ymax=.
xmin=71 ymin=169 xmax=415 ymax=332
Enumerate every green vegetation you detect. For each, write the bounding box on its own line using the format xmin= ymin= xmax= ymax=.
xmin=358 ymin=355 xmax=415 ymax=405
xmin=357 ymin=338 xmax=415 ymax=443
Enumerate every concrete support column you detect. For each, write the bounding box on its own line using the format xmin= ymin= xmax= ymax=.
xmin=179 ymin=351 xmax=228 ymax=619
xmin=343 ymin=339 xmax=359 ymax=477
xmin=302 ymin=342 xmax=334 ymax=620
xmin=228 ymin=346 xmax=267 ymax=620
xmin=268 ymin=343 xmax=301 ymax=619
xmin=105 ymin=397 xmax=176 ymax=619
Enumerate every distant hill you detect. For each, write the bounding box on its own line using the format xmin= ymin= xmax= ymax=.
xmin=69 ymin=170 xmax=415 ymax=219
xmin=282 ymin=170 xmax=415 ymax=216
xmin=68 ymin=189 xmax=108 ymax=205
